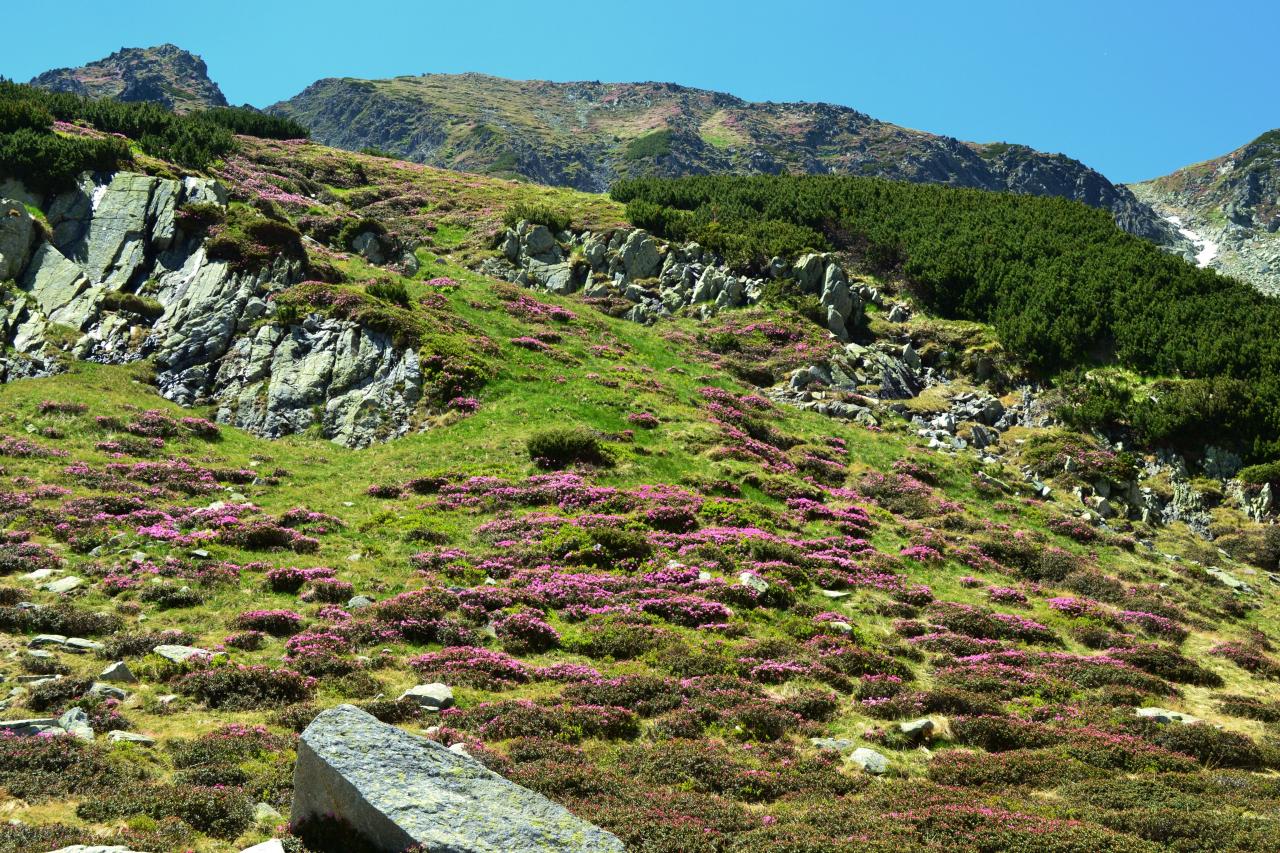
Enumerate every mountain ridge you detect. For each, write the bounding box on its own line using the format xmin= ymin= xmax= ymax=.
xmin=268 ymin=71 xmax=1180 ymax=245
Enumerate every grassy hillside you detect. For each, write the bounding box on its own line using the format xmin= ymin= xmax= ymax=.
xmin=0 ymin=252 xmax=1277 ymax=852
xmin=2 ymin=102 xmax=1280 ymax=853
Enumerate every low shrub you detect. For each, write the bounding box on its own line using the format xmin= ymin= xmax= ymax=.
xmin=179 ymin=664 xmax=316 ymax=709
xmin=527 ymin=427 xmax=612 ymax=469
xmin=76 ymin=784 xmax=253 ymax=839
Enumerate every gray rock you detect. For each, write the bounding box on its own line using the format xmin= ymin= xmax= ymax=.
xmin=347 ymin=595 xmax=375 ymax=610
xmin=620 ymin=230 xmax=661 ymax=280
xmin=351 ymin=231 xmax=388 ymax=265
xmin=0 ymin=717 xmax=60 ymax=736
xmin=28 ymin=634 xmax=67 ymax=648
xmin=399 ymin=683 xmax=455 ymax=711
xmin=794 ymin=253 xmax=825 ymax=292
xmin=58 ymin=707 xmax=95 ymax=741
xmin=41 ymin=575 xmax=83 ymax=594
xmin=89 ymin=682 xmax=130 ymax=700
xmin=292 ymin=704 xmax=624 ymax=852
xmin=849 ymin=747 xmax=889 ymax=775
xmin=0 ymin=199 xmax=35 ymax=281
xmin=1206 ymin=566 xmax=1254 ymax=594
xmin=20 ymin=241 xmax=100 ymax=334
xmin=253 ymin=801 xmax=284 ymax=822
xmin=100 ymin=661 xmax=138 ymax=683
xmin=522 ymin=224 xmax=557 ymax=259
xmin=809 ymin=737 xmax=857 ymax=754
xmin=153 ymin=644 xmax=222 ymax=664
xmin=887 ymin=304 xmax=910 ymax=323
xmin=1135 ymin=707 xmax=1200 ymax=725
xmin=64 ymin=637 xmax=102 ymax=653
xmin=898 ymin=717 xmax=935 ymax=742
xmin=106 ymin=730 xmax=156 ymax=745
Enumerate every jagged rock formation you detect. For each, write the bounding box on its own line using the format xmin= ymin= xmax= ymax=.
xmin=292 ymin=705 xmax=625 ymax=852
xmin=270 ymin=74 xmax=1177 ymax=244
xmin=1129 ymin=130 xmax=1280 ymax=294
xmin=482 ymin=223 xmax=863 ymax=339
xmin=0 ymin=171 xmax=424 ymax=448
xmin=29 ymin=44 xmax=229 ymax=113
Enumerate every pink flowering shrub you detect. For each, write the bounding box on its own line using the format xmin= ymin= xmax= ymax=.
xmin=494 ymin=611 xmax=561 ymax=653
xmin=232 ymin=609 xmax=304 ymax=636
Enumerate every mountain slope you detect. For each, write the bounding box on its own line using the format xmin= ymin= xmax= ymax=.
xmin=269 ymin=73 xmax=1179 ymax=244
xmin=30 ymin=44 xmax=228 ymax=113
xmin=4 ymin=82 xmax=1280 ymax=852
xmin=1129 ymin=130 xmax=1280 ymax=294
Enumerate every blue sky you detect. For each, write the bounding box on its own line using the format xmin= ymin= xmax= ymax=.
xmin=6 ymin=0 xmax=1275 ymax=183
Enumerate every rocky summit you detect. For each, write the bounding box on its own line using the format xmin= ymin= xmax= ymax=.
xmin=29 ymin=44 xmax=228 ymax=114
xmin=3 ymin=35 xmax=1280 ymax=853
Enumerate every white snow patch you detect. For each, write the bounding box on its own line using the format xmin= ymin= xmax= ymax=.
xmin=1165 ymin=214 xmax=1219 ymax=268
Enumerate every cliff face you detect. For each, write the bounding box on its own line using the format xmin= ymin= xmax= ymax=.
xmin=0 ymin=172 xmax=420 ymax=448
xmin=270 ymin=74 xmax=1178 ymax=244
xmin=30 ymin=44 xmax=229 ymax=113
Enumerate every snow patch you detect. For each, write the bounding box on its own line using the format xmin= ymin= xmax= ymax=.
xmin=1165 ymin=214 xmax=1219 ymax=269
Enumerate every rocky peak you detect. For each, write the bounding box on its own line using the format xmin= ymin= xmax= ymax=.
xmin=1129 ymin=129 xmax=1280 ymax=294
xmin=30 ymin=44 xmax=228 ymax=113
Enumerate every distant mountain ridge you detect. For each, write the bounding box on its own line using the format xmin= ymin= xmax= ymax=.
xmin=267 ymin=72 xmax=1179 ymax=244
xmin=25 ymin=47 xmax=1179 ymax=246
xmin=30 ymin=43 xmax=227 ymax=113
xmin=1129 ymin=130 xmax=1280 ymax=293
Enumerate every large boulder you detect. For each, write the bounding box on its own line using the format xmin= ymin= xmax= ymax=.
xmin=292 ymin=704 xmax=624 ymax=852
xmin=620 ymin=230 xmax=661 ymax=280
xmin=0 ymin=199 xmax=35 ymax=281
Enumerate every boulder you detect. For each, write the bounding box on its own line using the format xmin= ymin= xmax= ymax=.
xmin=100 ymin=661 xmax=138 ymax=683
xmin=0 ymin=199 xmax=35 ymax=280
xmin=794 ymin=253 xmax=824 ymax=292
xmin=58 ymin=707 xmax=95 ymax=741
xmin=153 ymin=644 xmax=223 ymax=664
xmin=291 ymin=704 xmax=624 ymax=852
xmin=399 ymin=683 xmax=455 ymax=711
xmin=41 ymin=575 xmax=83 ymax=594
xmin=898 ymin=717 xmax=935 ymax=743
xmin=809 ymin=737 xmax=857 ymax=754
xmin=620 ymin=230 xmax=661 ymax=280
xmin=253 ymin=801 xmax=284 ymax=822
xmin=849 ymin=747 xmax=889 ymax=775
xmin=1135 ymin=707 xmax=1200 ymax=725
xmin=521 ymin=224 xmax=558 ymax=259
xmin=106 ymin=730 xmax=156 ymax=745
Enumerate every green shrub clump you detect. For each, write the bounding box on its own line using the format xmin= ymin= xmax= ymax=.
xmin=502 ymin=202 xmax=571 ymax=233
xmin=612 ymin=172 xmax=1280 ymax=459
xmin=526 ymin=426 xmax=611 ymax=469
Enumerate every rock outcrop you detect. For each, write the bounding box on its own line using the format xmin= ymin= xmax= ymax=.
xmin=0 ymin=170 xmax=429 ymax=448
xmin=292 ymin=704 xmax=624 ymax=852
xmin=30 ymin=44 xmax=229 ymax=113
xmin=484 ymin=224 xmax=866 ymax=340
